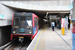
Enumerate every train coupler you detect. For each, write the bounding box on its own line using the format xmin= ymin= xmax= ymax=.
xmin=19 ymin=37 xmax=24 ymax=43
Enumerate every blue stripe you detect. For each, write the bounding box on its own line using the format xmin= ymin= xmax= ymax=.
xmin=72 ymin=20 xmax=75 ymax=22
xmin=33 ymin=27 xmax=37 ymax=35
xmin=55 ymin=31 xmax=71 ymax=48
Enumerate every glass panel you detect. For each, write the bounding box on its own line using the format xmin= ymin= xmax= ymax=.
xmin=14 ymin=17 xmax=19 ymax=26
xmin=26 ymin=17 xmax=32 ymax=26
xmin=20 ymin=17 xmax=25 ymax=28
xmin=34 ymin=17 xmax=37 ymax=27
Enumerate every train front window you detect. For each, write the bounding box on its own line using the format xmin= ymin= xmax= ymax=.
xmin=20 ymin=17 xmax=25 ymax=28
xmin=14 ymin=17 xmax=19 ymax=26
xmin=26 ymin=17 xmax=32 ymax=26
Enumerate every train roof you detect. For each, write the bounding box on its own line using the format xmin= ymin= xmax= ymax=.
xmin=14 ymin=12 xmax=33 ymax=17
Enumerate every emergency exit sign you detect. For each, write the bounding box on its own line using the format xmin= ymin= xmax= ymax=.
xmin=0 ymin=15 xmax=4 ymax=18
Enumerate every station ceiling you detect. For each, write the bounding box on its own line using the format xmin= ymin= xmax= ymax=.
xmin=0 ymin=0 xmax=59 ymax=1
xmin=13 ymin=8 xmax=70 ymax=19
xmin=6 ymin=5 xmax=70 ymax=19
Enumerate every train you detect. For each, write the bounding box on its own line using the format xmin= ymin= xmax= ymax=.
xmin=10 ymin=12 xmax=43 ymax=42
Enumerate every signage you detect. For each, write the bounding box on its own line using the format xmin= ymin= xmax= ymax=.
xmin=68 ymin=3 xmax=73 ymax=9
xmin=61 ymin=18 xmax=65 ymax=28
xmin=0 ymin=15 xmax=4 ymax=18
xmin=20 ymin=28 xmax=24 ymax=32
xmin=69 ymin=15 xmax=71 ymax=19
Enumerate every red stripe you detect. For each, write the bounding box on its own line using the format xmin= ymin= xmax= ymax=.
xmin=61 ymin=19 xmax=62 ymax=24
xmin=10 ymin=34 xmax=13 ymax=40
xmin=11 ymin=34 xmax=32 ymax=36
xmin=11 ymin=34 xmax=32 ymax=37
xmin=12 ymin=14 xmax=14 ymax=27
xmin=63 ymin=23 xmax=64 ymax=28
xmin=33 ymin=13 xmax=38 ymax=18
xmin=11 ymin=34 xmax=33 ymax=40
xmin=32 ymin=13 xmax=39 ymax=27
xmin=32 ymin=31 xmax=37 ymax=40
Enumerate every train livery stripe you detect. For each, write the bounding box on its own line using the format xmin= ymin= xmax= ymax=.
xmin=33 ymin=27 xmax=37 ymax=35
xmin=12 ymin=14 xmax=14 ymax=27
xmin=11 ymin=14 xmax=14 ymax=40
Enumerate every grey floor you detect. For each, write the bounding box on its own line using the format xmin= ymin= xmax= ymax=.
xmin=27 ymin=26 xmax=72 ymax=50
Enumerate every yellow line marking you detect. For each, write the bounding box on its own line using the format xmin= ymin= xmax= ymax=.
xmin=34 ymin=30 xmax=42 ymax=50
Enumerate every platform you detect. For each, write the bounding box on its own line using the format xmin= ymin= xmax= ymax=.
xmin=27 ymin=26 xmax=72 ymax=50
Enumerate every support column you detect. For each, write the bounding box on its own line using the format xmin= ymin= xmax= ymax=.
xmin=61 ymin=18 xmax=65 ymax=35
xmin=72 ymin=20 xmax=75 ymax=50
xmin=72 ymin=1 xmax=75 ymax=50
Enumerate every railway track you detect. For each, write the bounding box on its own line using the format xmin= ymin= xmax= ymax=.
xmin=8 ymin=42 xmax=30 ymax=50
xmin=11 ymin=43 xmax=28 ymax=50
xmin=0 ymin=39 xmax=18 ymax=50
xmin=4 ymin=39 xmax=31 ymax=50
xmin=4 ymin=39 xmax=18 ymax=50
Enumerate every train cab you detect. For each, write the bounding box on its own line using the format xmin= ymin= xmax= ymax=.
xmin=11 ymin=12 xmax=39 ymax=42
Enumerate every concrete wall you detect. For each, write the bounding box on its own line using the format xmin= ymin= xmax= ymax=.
xmin=0 ymin=25 xmax=11 ymax=46
xmin=0 ymin=3 xmax=14 ymax=46
xmin=1 ymin=1 xmax=71 ymax=11
xmin=21 ymin=0 xmax=71 ymax=6
xmin=0 ymin=3 xmax=15 ymax=26
xmin=72 ymin=2 xmax=75 ymax=20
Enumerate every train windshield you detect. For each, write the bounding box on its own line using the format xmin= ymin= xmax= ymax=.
xmin=20 ymin=17 xmax=25 ymax=28
xmin=13 ymin=17 xmax=19 ymax=26
xmin=13 ymin=17 xmax=32 ymax=27
xmin=26 ymin=17 xmax=32 ymax=26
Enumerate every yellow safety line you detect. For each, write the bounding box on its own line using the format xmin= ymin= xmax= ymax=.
xmin=34 ymin=30 xmax=42 ymax=50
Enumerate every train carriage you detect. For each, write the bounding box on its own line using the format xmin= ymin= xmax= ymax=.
xmin=11 ymin=12 xmax=39 ymax=42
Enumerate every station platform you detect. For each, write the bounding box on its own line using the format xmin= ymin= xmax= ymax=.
xmin=27 ymin=26 xmax=72 ymax=50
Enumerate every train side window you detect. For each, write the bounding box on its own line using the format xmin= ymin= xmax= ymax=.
xmin=26 ymin=17 xmax=32 ymax=26
xmin=34 ymin=17 xmax=38 ymax=27
xmin=14 ymin=17 xmax=19 ymax=26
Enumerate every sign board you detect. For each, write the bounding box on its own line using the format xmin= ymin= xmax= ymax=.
xmin=61 ymin=18 xmax=65 ymax=28
xmin=68 ymin=3 xmax=73 ymax=9
xmin=0 ymin=15 xmax=4 ymax=18
xmin=69 ymin=15 xmax=71 ymax=19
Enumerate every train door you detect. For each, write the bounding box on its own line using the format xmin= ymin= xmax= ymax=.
xmin=20 ymin=17 xmax=26 ymax=33
xmin=20 ymin=17 xmax=32 ymax=34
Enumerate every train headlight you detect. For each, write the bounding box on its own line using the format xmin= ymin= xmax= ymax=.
xmin=13 ymin=31 xmax=15 ymax=33
xmin=29 ymin=32 xmax=32 ymax=34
